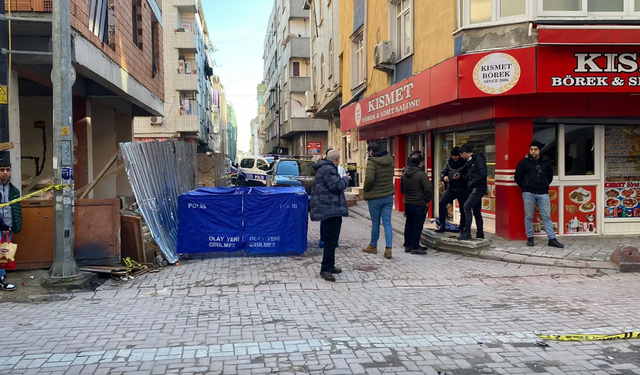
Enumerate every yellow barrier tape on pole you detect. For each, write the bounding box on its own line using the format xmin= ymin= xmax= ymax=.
xmin=538 ymin=332 xmax=640 ymax=341
xmin=0 ymin=184 xmax=73 ymax=209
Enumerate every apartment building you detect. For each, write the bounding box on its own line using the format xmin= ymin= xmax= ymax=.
xmin=134 ymin=0 xmax=214 ymax=144
xmin=250 ymin=83 xmax=267 ymax=156
xmin=227 ymin=105 xmax=238 ymax=165
xmin=338 ymin=0 xmax=640 ymax=240
xmin=263 ymin=0 xmax=327 ymax=156
xmin=7 ymin=0 xmax=163 ymax=199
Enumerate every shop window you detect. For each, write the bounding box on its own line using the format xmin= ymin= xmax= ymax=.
xmin=533 ymin=124 xmax=558 ymax=176
xmin=456 ymin=130 xmax=496 ymax=181
xmin=564 ymin=125 xmax=595 ymax=176
xmin=605 ymin=126 xmax=640 ymax=182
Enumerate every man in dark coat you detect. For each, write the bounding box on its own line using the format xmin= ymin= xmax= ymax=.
xmin=310 ymin=149 xmax=350 ymax=282
xmin=0 ymin=152 xmax=22 ymax=291
xmin=515 ymin=141 xmax=564 ymax=248
xmin=400 ymin=154 xmax=433 ymax=254
xmin=436 ymin=147 xmax=468 ymax=233
xmin=457 ymin=143 xmax=487 ymax=241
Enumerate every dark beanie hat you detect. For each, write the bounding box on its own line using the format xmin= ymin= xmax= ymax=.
xmin=530 ymin=140 xmax=544 ymax=149
xmin=450 ymin=147 xmax=460 ymax=156
xmin=459 ymin=144 xmax=473 ymax=153
xmin=0 ymin=151 xmax=10 ymax=167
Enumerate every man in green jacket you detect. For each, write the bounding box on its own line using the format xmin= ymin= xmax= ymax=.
xmin=362 ymin=142 xmax=395 ymax=259
xmin=0 ymin=153 xmax=22 ymax=291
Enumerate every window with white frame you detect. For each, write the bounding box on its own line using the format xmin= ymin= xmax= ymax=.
xmin=328 ymin=40 xmax=334 ymax=78
xmin=391 ymin=0 xmax=413 ymax=60
xmin=460 ymin=0 xmax=528 ymax=27
xmin=351 ymin=30 xmax=365 ymax=88
xmin=539 ymin=0 xmax=635 ymax=15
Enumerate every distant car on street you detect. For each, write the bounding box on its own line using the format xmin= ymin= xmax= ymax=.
xmin=237 ymin=156 xmax=274 ymax=186
xmin=266 ymin=159 xmax=316 ymax=197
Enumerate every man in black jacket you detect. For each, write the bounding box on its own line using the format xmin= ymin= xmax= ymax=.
xmin=0 ymin=153 xmax=22 ymax=291
xmin=457 ymin=144 xmax=486 ymax=241
xmin=515 ymin=141 xmax=564 ymax=248
xmin=400 ymin=154 xmax=433 ymax=254
xmin=310 ymin=149 xmax=351 ymax=282
xmin=436 ymin=147 xmax=468 ymax=233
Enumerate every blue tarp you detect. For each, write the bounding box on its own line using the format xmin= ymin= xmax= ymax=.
xmin=178 ymin=187 xmax=308 ymax=255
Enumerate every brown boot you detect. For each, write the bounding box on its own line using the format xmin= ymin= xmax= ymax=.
xmin=362 ymin=244 xmax=377 ymax=254
xmin=384 ymin=247 xmax=392 ymax=259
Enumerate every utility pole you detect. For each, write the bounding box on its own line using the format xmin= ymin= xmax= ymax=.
xmin=0 ymin=0 xmax=9 ymax=145
xmin=50 ymin=0 xmax=80 ymax=278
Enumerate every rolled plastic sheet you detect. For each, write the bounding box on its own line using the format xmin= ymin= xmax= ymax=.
xmin=120 ymin=140 xmax=198 ymax=264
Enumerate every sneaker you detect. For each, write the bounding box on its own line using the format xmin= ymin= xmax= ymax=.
xmin=548 ymin=238 xmax=565 ymax=248
xmin=0 ymin=276 xmax=15 ymax=291
xmin=318 ymin=240 xmax=324 ymax=248
xmin=527 ymin=237 xmax=534 ymax=246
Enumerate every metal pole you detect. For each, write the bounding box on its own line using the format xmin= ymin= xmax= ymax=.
xmin=0 ymin=0 xmax=9 ymax=144
xmin=50 ymin=0 xmax=79 ymax=278
xmin=277 ymin=84 xmax=281 ymax=155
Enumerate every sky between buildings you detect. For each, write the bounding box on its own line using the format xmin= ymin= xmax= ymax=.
xmin=201 ymin=0 xmax=273 ymax=153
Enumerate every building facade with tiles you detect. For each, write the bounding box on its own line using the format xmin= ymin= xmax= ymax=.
xmin=338 ymin=0 xmax=640 ymax=240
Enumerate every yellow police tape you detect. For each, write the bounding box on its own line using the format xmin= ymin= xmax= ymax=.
xmin=0 ymin=184 xmax=73 ymax=209
xmin=538 ymin=332 xmax=640 ymax=341
xmin=124 ymin=257 xmax=147 ymax=273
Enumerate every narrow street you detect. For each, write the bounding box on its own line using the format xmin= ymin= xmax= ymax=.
xmin=2 ymin=210 xmax=639 ymax=375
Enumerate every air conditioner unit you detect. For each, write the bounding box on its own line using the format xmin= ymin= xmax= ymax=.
xmin=305 ymin=90 xmax=316 ymax=112
xmin=374 ymin=41 xmax=395 ymax=70
xmin=150 ymin=116 xmax=162 ymax=125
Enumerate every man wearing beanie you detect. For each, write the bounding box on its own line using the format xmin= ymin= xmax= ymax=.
xmin=400 ymin=153 xmax=432 ymax=254
xmin=0 ymin=151 xmax=22 ymax=291
xmin=457 ymin=143 xmax=486 ymax=240
xmin=436 ymin=147 xmax=468 ymax=233
xmin=515 ymin=141 xmax=564 ymax=248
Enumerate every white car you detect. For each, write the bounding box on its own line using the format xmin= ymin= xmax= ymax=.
xmin=236 ymin=156 xmax=274 ymax=186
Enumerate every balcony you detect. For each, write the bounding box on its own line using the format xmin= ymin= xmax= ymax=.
xmin=283 ymin=37 xmax=310 ymax=60
xmin=281 ymin=118 xmax=329 ymax=138
xmin=285 ymin=76 xmax=310 ymax=93
xmin=170 ymin=114 xmax=200 ymax=133
xmin=173 ymin=31 xmax=197 ymax=51
xmin=173 ymin=0 xmax=197 ymax=12
xmin=175 ymin=74 xmax=198 ymax=91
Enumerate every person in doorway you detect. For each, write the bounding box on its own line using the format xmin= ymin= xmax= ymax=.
xmin=0 ymin=153 xmax=22 ymax=291
xmin=362 ymin=142 xmax=395 ymax=259
xmin=436 ymin=147 xmax=468 ymax=233
xmin=457 ymin=144 xmax=486 ymax=241
xmin=515 ymin=141 xmax=564 ymax=248
xmin=319 ymin=148 xmax=346 ymax=248
xmin=401 ymin=154 xmax=433 ymax=254
xmin=310 ymin=149 xmax=351 ymax=282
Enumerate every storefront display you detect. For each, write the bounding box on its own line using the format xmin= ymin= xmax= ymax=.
xmin=604 ymin=125 xmax=640 ymax=218
xmin=533 ymin=186 xmax=560 ymax=235
xmin=481 ymin=184 xmax=496 ymax=214
xmin=563 ymin=186 xmax=598 ymax=235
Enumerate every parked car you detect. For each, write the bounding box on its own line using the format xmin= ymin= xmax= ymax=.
xmin=237 ymin=156 xmax=274 ymax=186
xmin=266 ymin=159 xmax=316 ymax=196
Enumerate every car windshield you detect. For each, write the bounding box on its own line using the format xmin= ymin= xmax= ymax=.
xmin=276 ymin=160 xmax=316 ymax=176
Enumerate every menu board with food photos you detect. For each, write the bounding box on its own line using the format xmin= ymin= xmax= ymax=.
xmin=563 ymin=186 xmax=598 ymax=235
xmin=604 ymin=181 xmax=640 ymax=218
xmin=533 ymin=186 xmax=559 ymax=235
xmin=481 ymin=183 xmax=496 ymax=214
xmin=605 ymin=126 xmax=640 ymax=182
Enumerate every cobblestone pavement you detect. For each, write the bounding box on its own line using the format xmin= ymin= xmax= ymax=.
xmin=349 ymin=203 xmax=640 ymax=265
xmin=2 ymin=212 xmax=640 ymax=375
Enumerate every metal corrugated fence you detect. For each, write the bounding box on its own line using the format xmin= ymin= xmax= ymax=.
xmin=120 ymin=140 xmax=197 ymax=264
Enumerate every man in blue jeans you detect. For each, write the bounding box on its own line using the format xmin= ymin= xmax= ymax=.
xmin=515 ymin=141 xmax=564 ymax=248
xmin=0 ymin=153 xmax=22 ymax=291
xmin=362 ymin=143 xmax=395 ymax=259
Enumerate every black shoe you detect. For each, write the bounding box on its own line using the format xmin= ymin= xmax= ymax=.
xmin=331 ymin=267 xmax=342 ymax=274
xmin=548 ymin=239 xmax=565 ymax=248
xmin=410 ymin=247 xmax=428 ymax=255
xmin=434 ymin=228 xmax=446 ymax=233
xmin=457 ymin=234 xmax=471 ymax=241
xmin=320 ymin=272 xmax=336 ymax=282
xmin=476 ymin=231 xmax=485 ymax=239
xmin=404 ymin=246 xmax=412 ymax=253
xmin=0 ymin=276 xmax=15 ymax=291
xmin=527 ymin=237 xmax=534 ymax=246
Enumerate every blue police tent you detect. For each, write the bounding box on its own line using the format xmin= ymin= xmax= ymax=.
xmin=178 ymin=187 xmax=244 ymax=253
xmin=244 ymin=187 xmax=308 ymax=255
xmin=177 ymin=187 xmax=308 ymax=255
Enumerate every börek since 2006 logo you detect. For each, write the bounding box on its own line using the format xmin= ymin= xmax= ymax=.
xmin=473 ymin=53 xmax=521 ymax=94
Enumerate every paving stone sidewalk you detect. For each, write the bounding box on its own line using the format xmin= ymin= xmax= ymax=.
xmin=348 ymin=203 xmax=640 ymax=270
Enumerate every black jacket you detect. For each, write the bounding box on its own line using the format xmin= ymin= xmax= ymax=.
xmin=310 ymin=159 xmax=350 ymax=222
xmin=401 ymin=165 xmax=433 ymax=207
xmin=465 ymin=152 xmax=488 ymax=191
xmin=440 ymin=157 xmax=468 ymax=190
xmin=515 ymin=155 xmax=554 ymax=194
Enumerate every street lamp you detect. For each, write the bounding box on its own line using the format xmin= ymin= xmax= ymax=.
xmin=269 ymin=84 xmax=281 ymax=155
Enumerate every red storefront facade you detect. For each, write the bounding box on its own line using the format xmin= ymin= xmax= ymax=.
xmin=341 ymin=32 xmax=640 ymax=240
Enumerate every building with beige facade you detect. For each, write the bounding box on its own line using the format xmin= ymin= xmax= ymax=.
xmin=134 ymin=0 xmax=214 ymax=145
